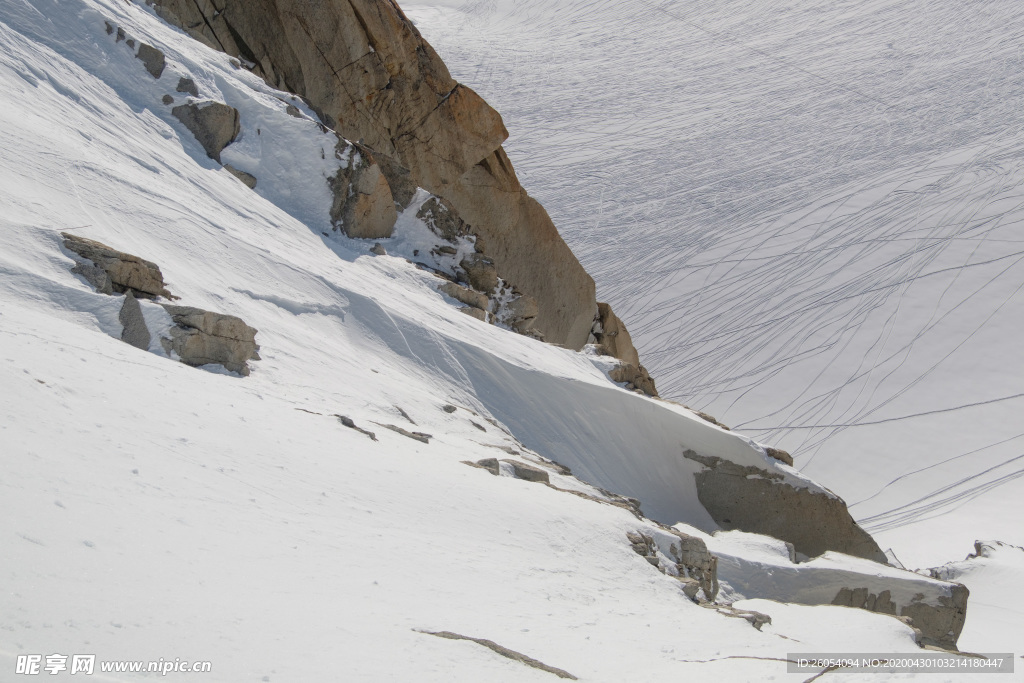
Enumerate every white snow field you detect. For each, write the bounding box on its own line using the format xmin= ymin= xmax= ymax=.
xmin=1 ymin=0 xmax=1021 ymax=680
xmin=402 ymin=0 xmax=1024 ymax=569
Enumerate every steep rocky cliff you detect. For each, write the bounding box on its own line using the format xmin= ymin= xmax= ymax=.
xmin=149 ymin=0 xmax=609 ymax=354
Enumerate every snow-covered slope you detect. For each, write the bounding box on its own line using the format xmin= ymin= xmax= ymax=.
xmin=402 ymin=0 xmax=1024 ymax=569
xmin=2 ymin=0 xmax=1020 ymax=680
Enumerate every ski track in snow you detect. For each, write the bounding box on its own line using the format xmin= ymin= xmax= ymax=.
xmin=406 ymin=0 xmax=1024 ymax=566
xmin=1 ymin=1 xmax=1022 ymax=677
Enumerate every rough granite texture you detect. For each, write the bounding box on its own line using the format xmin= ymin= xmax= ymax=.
xmin=150 ymin=0 xmax=599 ymax=350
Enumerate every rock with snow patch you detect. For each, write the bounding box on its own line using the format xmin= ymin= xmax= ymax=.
xmin=328 ymin=142 xmax=397 ymax=239
xmin=418 ymin=196 xmax=469 ymax=243
xmin=832 ymin=583 xmax=968 ymax=650
xmin=683 ymin=449 xmax=886 ymax=563
xmin=458 ymin=253 xmax=498 ymax=295
xmin=765 ymin=447 xmax=793 ymax=467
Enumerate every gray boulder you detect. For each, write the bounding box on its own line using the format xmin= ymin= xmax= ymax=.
xmin=176 ymin=76 xmax=199 ymax=97
xmin=136 ymin=43 xmax=166 ymax=79
xmin=62 ymin=233 xmax=172 ymax=298
xmin=119 ymin=291 xmax=152 ymax=350
xmin=160 ymin=305 xmax=260 ymax=376
xmin=171 ymin=101 xmax=240 ymax=162
xmin=501 ymin=460 xmax=550 ymax=483
xmin=683 ymin=450 xmax=886 ymax=563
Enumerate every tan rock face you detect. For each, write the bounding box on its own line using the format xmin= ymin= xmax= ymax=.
xmin=594 ymin=302 xmax=640 ymax=367
xmin=441 ymin=148 xmax=597 ymax=347
xmin=151 ymin=0 xmax=599 ymax=350
xmin=151 ymin=0 xmax=507 ymax=191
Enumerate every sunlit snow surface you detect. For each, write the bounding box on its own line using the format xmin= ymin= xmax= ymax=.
xmin=404 ymin=0 xmax=1024 ymax=567
xmin=2 ymin=0 xmax=1022 ymax=679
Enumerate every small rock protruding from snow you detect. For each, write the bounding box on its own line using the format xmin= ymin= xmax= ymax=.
xmin=334 ymin=415 xmax=377 ymax=441
xmin=176 ymin=76 xmax=199 ymax=97
xmin=224 ymin=164 xmax=257 ymax=189
xmin=172 ymin=101 xmax=241 ymax=163
xmin=136 ymin=43 xmax=166 ymax=79
xmin=764 ymin=447 xmax=794 ymax=467
xmin=501 ymin=459 xmax=550 ymax=484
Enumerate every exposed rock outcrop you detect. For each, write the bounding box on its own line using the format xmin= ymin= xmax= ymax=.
xmin=710 ymin=530 xmax=969 ymax=649
xmin=593 ymin=302 xmax=639 ymax=367
xmin=683 ymin=450 xmax=886 ymax=562
xmin=62 ymin=233 xmax=173 ymax=298
xmin=328 ymin=142 xmax=397 ymax=239
xmin=417 ymin=196 xmax=469 ymax=243
xmin=149 ymin=0 xmax=602 ymax=350
xmin=62 ymin=233 xmax=259 ymax=375
xmin=627 ymin=528 xmax=719 ymax=602
xmin=419 ymin=631 xmax=577 ymax=680
xmin=171 ymin=101 xmax=240 ymax=163
xmin=502 ymin=459 xmax=550 ymax=483
xmin=438 ymin=282 xmax=488 ymax=312
xmin=458 ymin=253 xmax=498 ymax=295
xmin=832 ymin=583 xmax=968 ymax=650
xmin=609 ymin=362 xmax=658 ymax=397
xmin=160 ymin=305 xmax=261 ymax=376
xmin=765 ymin=447 xmax=794 ymax=467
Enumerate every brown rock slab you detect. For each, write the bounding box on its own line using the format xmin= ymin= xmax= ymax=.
xmin=160 ymin=305 xmax=260 ymax=376
xmin=683 ymin=449 xmax=887 ymax=563
xmin=62 ymin=233 xmax=171 ymax=298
